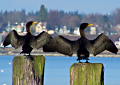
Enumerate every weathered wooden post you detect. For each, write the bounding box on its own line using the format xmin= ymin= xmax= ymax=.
xmin=70 ymin=63 xmax=104 ymax=85
xmin=12 ymin=55 xmax=45 ymax=85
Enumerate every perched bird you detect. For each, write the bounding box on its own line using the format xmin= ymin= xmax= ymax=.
xmin=43 ymin=23 xmax=118 ymax=63
xmin=3 ymin=21 xmax=52 ymax=55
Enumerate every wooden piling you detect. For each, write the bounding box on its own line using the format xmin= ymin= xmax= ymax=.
xmin=12 ymin=55 xmax=45 ymax=85
xmin=70 ymin=63 xmax=104 ymax=85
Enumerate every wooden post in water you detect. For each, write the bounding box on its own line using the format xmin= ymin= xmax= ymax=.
xmin=12 ymin=55 xmax=45 ymax=85
xmin=70 ymin=63 xmax=104 ymax=85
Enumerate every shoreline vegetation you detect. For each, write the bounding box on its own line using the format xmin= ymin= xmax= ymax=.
xmin=1 ymin=52 xmax=120 ymax=57
xmin=0 ymin=48 xmax=120 ymax=57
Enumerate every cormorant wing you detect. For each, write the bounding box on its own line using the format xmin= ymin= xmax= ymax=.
xmin=43 ymin=35 xmax=75 ymax=56
xmin=3 ymin=30 xmax=25 ymax=49
xmin=33 ymin=31 xmax=52 ymax=49
xmin=89 ymin=33 xmax=118 ymax=56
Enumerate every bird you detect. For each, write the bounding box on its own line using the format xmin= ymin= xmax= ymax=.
xmin=3 ymin=21 xmax=52 ymax=55
xmin=43 ymin=23 xmax=118 ymax=63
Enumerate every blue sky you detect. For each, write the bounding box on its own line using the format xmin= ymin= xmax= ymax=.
xmin=0 ymin=0 xmax=120 ymax=14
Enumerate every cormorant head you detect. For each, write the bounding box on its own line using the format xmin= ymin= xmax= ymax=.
xmin=80 ymin=23 xmax=93 ymax=30
xmin=26 ymin=21 xmax=37 ymax=28
xmin=26 ymin=21 xmax=37 ymax=32
xmin=79 ymin=23 xmax=93 ymax=38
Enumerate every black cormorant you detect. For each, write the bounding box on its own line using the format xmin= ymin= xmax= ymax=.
xmin=3 ymin=21 xmax=52 ymax=55
xmin=43 ymin=23 xmax=118 ymax=63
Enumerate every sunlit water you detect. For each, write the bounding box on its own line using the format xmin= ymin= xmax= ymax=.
xmin=0 ymin=55 xmax=120 ymax=85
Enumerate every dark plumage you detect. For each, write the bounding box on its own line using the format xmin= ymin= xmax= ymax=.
xmin=3 ymin=21 xmax=52 ymax=55
xmin=43 ymin=23 xmax=118 ymax=63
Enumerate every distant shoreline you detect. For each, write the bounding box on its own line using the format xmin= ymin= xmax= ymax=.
xmin=0 ymin=52 xmax=120 ymax=58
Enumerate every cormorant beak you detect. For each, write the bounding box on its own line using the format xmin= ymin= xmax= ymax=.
xmin=32 ymin=21 xmax=38 ymax=25
xmin=87 ymin=24 xmax=93 ymax=27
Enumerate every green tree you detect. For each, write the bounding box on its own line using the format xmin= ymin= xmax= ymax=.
xmin=103 ymin=14 xmax=109 ymax=22
xmin=38 ymin=5 xmax=47 ymax=22
xmin=4 ymin=10 xmax=8 ymax=17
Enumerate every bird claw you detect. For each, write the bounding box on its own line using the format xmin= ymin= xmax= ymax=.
xmin=85 ymin=60 xmax=89 ymax=63
xmin=78 ymin=60 xmax=83 ymax=63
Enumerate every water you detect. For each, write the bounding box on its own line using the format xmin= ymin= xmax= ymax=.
xmin=0 ymin=55 xmax=120 ymax=85
xmin=0 ymin=55 xmax=13 ymax=85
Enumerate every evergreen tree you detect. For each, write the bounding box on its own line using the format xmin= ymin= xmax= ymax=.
xmin=103 ymin=14 xmax=109 ymax=22
xmin=4 ymin=10 xmax=8 ymax=17
xmin=38 ymin=5 xmax=47 ymax=22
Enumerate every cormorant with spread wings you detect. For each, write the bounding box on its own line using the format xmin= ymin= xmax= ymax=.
xmin=3 ymin=21 xmax=52 ymax=55
xmin=43 ymin=23 xmax=118 ymax=63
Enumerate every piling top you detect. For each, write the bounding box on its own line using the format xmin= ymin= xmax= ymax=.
xmin=71 ymin=63 xmax=103 ymax=67
xmin=70 ymin=63 xmax=104 ymax=85
xmin=12 ymin=55 xmax=45 ymax=85
xmin=70 ymin=63 xmax=104 ymax=73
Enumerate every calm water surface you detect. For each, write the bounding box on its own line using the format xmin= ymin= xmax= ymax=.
xmin=0 ymin=55 xmax=120 ymax=85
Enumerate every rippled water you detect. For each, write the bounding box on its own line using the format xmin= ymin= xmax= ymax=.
xmin=0 ymin=55 xmax=120 ymax=85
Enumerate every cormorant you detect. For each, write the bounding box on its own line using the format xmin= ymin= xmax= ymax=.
xmin=3 ymin=21 xmax=52 ymax=55
xmin=43 ymin=23 xmax=118 ymax=63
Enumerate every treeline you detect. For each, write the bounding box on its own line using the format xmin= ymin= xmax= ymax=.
xmin=0 ymin=5 xmax=120 ymax=32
